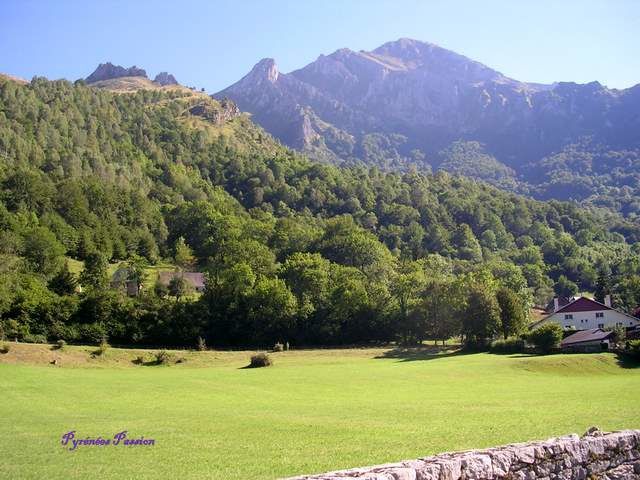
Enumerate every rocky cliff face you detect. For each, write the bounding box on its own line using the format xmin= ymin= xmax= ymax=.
xmin=214 ymin=39 xmax=640 ymax=174
xmin=188 ymin=98 xmax=240 ymax=125
xmin=86 ymin=62 xmax=147 ymax=83
xmin=154 ymin=72 xmax=178 ymax=86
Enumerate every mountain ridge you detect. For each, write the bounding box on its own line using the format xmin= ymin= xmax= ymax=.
xmin=214 ymin=38 xmax=640 ymax=185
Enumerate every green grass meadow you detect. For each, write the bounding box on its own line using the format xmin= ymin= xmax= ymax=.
xmin=0 ymin=347 xmax=639 ymax=479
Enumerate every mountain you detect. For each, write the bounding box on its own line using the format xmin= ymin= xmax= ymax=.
xmin=214 ymin=38 xmax=640 ymax=214
xmin=86 ymin=62 xmax=147 ymax=83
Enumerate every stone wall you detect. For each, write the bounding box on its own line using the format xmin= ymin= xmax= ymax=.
xmin=286 ymin=428 xmax=640 ymax=480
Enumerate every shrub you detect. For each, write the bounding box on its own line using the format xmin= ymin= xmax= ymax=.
xmin=80 ymin=323 xmax=108 ymax=344
xmin=133 ymin=355 xmax=145 ymax=365
xmin=463 ymin=337 xmax=489 ymax=352
xmin=249 ymin=353 xmax=272 ymax=368
xmin=273 ymin=342 xmax=284 ymax=352
xmin=527 ymin=323 xmax=563 ymax=353
xmin=175 ymin=357 xmax=186 ymax=364
xmin=154 ymin=350 xmax=172 ymax=365
xmin=94 ymin=339 xmax=110 ymax=356
xmin=196 ymin=336 xmax=207 ymax=351
xmin=0 ymin=343 xmax=10 ymax=354
xmin=50 ymin=322 xmax=80 ymax=342
xmin=625 ymin=340 xmax=640 ymax=360
xmin=55 ymin=339 xmax=67 ymax=350
xmin=490 ymin=336 xmax=525 ymax=354
xmin=24 ymin=334 xmax=47 ymax=344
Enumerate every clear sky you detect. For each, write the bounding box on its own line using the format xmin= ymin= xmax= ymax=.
xmin=1 ymin=0 xmax=638 ymax=92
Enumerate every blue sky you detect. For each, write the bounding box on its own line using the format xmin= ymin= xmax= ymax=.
xmin=1 ymin=0 xmax=638 ymax=92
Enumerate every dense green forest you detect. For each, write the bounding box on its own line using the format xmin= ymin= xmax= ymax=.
xmin=1 ymin=76 xmax=640 ymax=347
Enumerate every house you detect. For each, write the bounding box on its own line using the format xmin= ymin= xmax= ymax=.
xmin=560 ymin=328 xmax=613 ymax=353
xmin=157 ymin=271 xmax=206 ymax=292
xmin=533 ymin=295 xmax=640 ymax=331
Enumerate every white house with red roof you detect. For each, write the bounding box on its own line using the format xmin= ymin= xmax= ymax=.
xmin=534 ymin=295 xmax=640 ymax=331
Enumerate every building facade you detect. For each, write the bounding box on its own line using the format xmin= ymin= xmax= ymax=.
xmin=538 ymin=296 xmax=640 ymax=331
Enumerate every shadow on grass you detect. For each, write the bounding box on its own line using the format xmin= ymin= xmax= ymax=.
xmin=615 ymin=352 xmax=640 ymax=369
xmin=131 ymin=356 xmax=185 ymax=366
xmin=130 ymin=358 xmax=166 ymax=366
xmin=374 ymin=346 xmax=472 ymax=362
xmin=376 ymin=346 xmax=546 ymax=362
xmin=504 ymin=353 xmax=541 ymax=358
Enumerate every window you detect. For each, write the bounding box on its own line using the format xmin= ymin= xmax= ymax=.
xmin=598 ymin=323 xmax=604 ymax=329
xmin=596 ymin=312 xmax=604 ymax=318
xmin=564 ymin=314 xmax=573 ymax=320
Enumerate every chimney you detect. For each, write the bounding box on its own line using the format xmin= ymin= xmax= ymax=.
xmin=604 ymin=295 xmax=611 ymax=307
xmin=553 ymin=297 xmax=560 ymax=312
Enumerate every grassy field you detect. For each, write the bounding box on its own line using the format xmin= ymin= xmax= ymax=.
xmin=0 ymin=344 xmax=638 ymax=479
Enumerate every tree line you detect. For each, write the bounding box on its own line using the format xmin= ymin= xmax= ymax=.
xmin=1 ymin=77 xmax=639 ymax=347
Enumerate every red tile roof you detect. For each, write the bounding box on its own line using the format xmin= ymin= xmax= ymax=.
xmin=554 ymin=296 xmax=611 ymax=314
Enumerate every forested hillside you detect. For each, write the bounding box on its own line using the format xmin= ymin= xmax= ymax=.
xmin=1 ymin=76 xmax=640 ymax=347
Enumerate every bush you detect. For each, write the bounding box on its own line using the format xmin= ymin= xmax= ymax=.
xmin=0 ymin=343 xmax=10 ymax=354
xmin=24 ymin=334 xmax=47 ymax=344
xmin=625 ymin=340 xmax=640 ymax=360
xmin=490 ymin=336 xmax=525 ymax=354
xmin=249 ymin=353 xmax=272 ymax=368
xmin=196 ymin=336 xmax=206 ymax=351
xmin=273 ymin=342 xmax=284 ymax=352
xmin=49 ymin=322 xmax=80 ymax=342
xmin=133 ymin=355 xmax=145 ymax=365
xmin=94 ymin=339 xmax=110 ymax=356
xmin=55 ymin=339 xmax=67 ymax=350
xmin=527 ymin=323 xmax=563 ymax=353
xmin=154 ymin=350 xmax=172 ymax=365
xmin=80 ymin=323 xmax=108 ymax=344
xmin=463 ymin=337 xmax=490 ymax=352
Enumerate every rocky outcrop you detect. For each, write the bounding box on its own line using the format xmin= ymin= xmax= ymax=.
xmin=86 ymin=62 xmax=147 ymax=83
xmin=188 ymin=98 xmax=240 ymax=125
xmin=154 ymin=72 xmax=178 ymax=86
xmin=285 ymin=428 xmax=640 ymax=480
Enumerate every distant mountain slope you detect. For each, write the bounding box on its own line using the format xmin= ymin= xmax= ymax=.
xmin=214 ymin=38 xmax=640 ymax=215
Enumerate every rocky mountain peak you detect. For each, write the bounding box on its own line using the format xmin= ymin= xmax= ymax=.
xmin=247 ymin=58 xmax=279 ymax=84
xmin=372 ymin=37 xmax=436 ymax=59
xmin=86 ymin=62 xmax=147 ymax=83
xmin=154 ymin=72 xmax=178 ymax=86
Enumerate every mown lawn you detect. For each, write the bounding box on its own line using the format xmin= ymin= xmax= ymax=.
xmin=0 ymin=345 xmax=638 ymax=479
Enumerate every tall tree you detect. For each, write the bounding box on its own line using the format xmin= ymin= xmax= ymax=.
xmin=420 ymin=280 xmax=460 ymax=345
xmin=80 ymin=252 xmax=108 ymax=290
xmin=174 ymin=236 xmax=195 ymax=270
xmin=496 ymin=287 xmax=528 ymax=339
xmin=462 ymin=285 xmax=501 ymax=348
xmin=48 ymin=262 xmax=77 ymax=296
